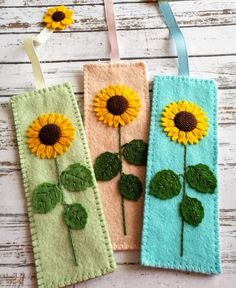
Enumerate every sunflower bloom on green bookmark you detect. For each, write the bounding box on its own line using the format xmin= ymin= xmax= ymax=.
xmin=27 ymin=113 xmax=92 ymax=265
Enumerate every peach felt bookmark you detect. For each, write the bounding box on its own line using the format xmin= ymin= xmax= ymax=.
xmin=84 ymin=0 xmax=150 ymax=250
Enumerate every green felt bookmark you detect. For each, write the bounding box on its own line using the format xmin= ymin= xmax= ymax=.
xmin=11 ymin=32 xmax=115 ymax=288
xmin=11 ymin=83 xmax=115 ymax=287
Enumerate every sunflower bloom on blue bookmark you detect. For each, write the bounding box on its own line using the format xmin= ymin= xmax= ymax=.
xmin=141 ymin=1 xmax=221 ymax=275
xmin=150 ymin=100 xmax=216 ymax=257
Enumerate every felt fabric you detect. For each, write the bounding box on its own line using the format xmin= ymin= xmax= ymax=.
xmin=84 ymin=62 xmax=150 ymax=250
xmin=11 ymin=83 xmax=115 ymax=288
xmin=141 ymin=76 xmax=221 ymax=274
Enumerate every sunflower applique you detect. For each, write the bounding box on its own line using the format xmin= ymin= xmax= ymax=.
xmin=93 ymin=84 xmax=147 ymax=236
xmin=26 ymin=113 xmax=94 ymax=266
xmin=43 ymin=6 xmax=74 ymax=30
xmin=150 ymin=99 xmax=217 ymax=257
xmin=161 ymin=101 xmax=208 ymax=144
xmin=27 ymin=113 xmax=75 ymax=159
xmin=94 ymin=84 xmax=141 ymax=128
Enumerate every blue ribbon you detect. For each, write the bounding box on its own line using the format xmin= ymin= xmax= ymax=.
xmin=158 ymin=1 xmax=189 ymax=76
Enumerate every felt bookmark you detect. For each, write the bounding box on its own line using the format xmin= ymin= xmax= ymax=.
xmin=141 ymin=1 xmax=221 ymax=274
xmin=84 ymin=0 xmax=150 ymax=250
xmin=11 ymin=8 xmax=115 ymax=288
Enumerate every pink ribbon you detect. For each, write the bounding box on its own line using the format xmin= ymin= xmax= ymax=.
xmin=104 ymin=0 xmax=120 ymax=62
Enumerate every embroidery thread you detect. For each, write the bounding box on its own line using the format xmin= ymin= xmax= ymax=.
xmin=27 ymin=113 xmax=93 ymax=265
xmin=150 ymin=100 xmax=217 ymax=256
xmin=93 ymin=84 xmax=147 ymax=235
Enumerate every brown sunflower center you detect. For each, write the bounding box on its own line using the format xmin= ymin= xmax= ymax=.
xmin=52 ymin=11 xmax=65 ymax=22
xmin=174 ymin=111 xmax=197 ymax=132
xmin=107 ymin=95 xmax=128 ymax=115
xmin=39 ymin=124 xmax=61 ymax=145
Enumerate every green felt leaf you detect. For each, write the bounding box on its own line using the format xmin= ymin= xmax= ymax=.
xmin=64 ymin=203 xmax=88 ymax=230
xmin=180 ymin=196 xmax=204 ymax=226
xmin=186 ymin=164 xmax=217 ymax=193
xmin=60 ymin=163 xmax=93 ymax=192
xmin=94 ymin=152 xmax=121 ymax=181
xmin=32 ymin=183 xmax=63 ymax=214
xmin=119 ymin=173 xmax=142 ymax=201
xmin=122 ymin=139 xmax=148 ymax=166
xmin=150 ymin=170 xmax=181 ymax=200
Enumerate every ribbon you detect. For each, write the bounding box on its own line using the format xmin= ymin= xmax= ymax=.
xmin=158 ymin=1 xmax=189 ymax=76
xmin=24 ymin=28 xmax=54 ymax=89
xmin=104 ymin=0 xmax=120 ymax=62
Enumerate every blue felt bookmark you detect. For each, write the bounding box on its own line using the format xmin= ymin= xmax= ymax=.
xmin=141 ymin=1 xmax=221 ymax=274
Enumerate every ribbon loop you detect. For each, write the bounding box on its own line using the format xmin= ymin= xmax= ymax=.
xmin=104 ymin=0 xmax=120 ymax=62
xmin=24 ymin=28 xmax=53 ymax=89
xmin=158 ymin=1 xmax=189 ymax=76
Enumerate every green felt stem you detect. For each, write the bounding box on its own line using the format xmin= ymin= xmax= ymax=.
xmin=118 ymin=125 xmax=127 ymax=236
xmin=180 ymin=145 xmax=187 ymax=257
xmin=67 ymin=218 xmax=79 ymax=266
xmin=55 ymin=158 xmax=79 ymax=266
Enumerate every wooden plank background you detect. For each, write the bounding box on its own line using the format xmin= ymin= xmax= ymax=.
xmin=0 ymin=0 xmax=235 ymax=287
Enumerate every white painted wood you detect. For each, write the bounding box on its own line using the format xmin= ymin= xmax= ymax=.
xmin=0 ymin=0 xmax=222 ymax=7
xmin=0 ymin=0 xmax=235 ymax=33
xmin=1 ymin=56 xmax=236 ymax=96
xmin=0 ymin=0 xmax=236 ymax=287
xmin=1 ymin=26 xmax=236 ymax=63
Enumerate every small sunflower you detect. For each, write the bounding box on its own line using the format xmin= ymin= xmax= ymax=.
xmin=43 ymin=6 xmax=74 ymax=30
xmin=94 ymin=84 xmax=141 ymax=128
xmin=27 ymin=113 xmax=75 ymax=159
xmin=162 ymin=101 xmax=208 ymax=145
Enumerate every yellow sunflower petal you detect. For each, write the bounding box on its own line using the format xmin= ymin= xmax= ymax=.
xmin=186 ymin=132 xmax=195 ymax=144
xmin=36 ymin=144 xmax=46 ymax=158
xmin=126 ymin=108 xmax=139 ymax=116
xmin=27 ymin=129 xmax=39 ymax=138
xmin=31 ymin=120 xmax=42 ymax=131
xmin=39 ymin=114 xmax=49 ymax=126
xmin=43 ymin=16 xmax=53 ymax=23
xmin=52 ymin=22 xmax=60 ymax=29
xmin=48 ymin=113 xmax=56 ymax=124
xmin=113 ymin=116 xmax=120 ymax=128
xmin=121 ymin=112 xmax=131 ymax=124
xmin=46 ymin=23 xmax=53 ymax=29
xmin=65 ymin=10 xmax=74 ymax=17
xmin=168 ymin=126 xmax=179 ymax=136
xmin=167 ymin=102 xmax=179 ymax=114
xmin=162 ymin=118 xmax=174 ymax=127
xmin=59 ymin=137 xmax=72 ymax=146
xmin=162 ymin=110 xmax=176 ymax=119
xmin=96 ymin=92 xmax=110 ymax=101
xmin=178 ymin=131 xmax=187 ymax=144
xmin=47 ymin=7 xmax=57 ymax=15
xmin=54 ymin=114 xmax=64 ymax=126
xmin=46 ymin=145 xmax=53 ymax=159
xmin=53 ymin=142 xmax=64 ymax=155
xmin=27 ymin=137 xmax=41 ymax=147
xmin=57 ymin=6 xmax=67 ymax=13
xmin=61 ymin=18 xmax=74 ymax=25
xmin=108 ymin=115 xmax=115 ymax=127
xmin=105 ymin=86 xmax=116 ymax=97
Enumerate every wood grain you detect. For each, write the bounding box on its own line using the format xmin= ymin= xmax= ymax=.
xmin=0 ymin=1 xmax=235 ymax=33
xmin=0 ymin=0 xmax=236 ymax=287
